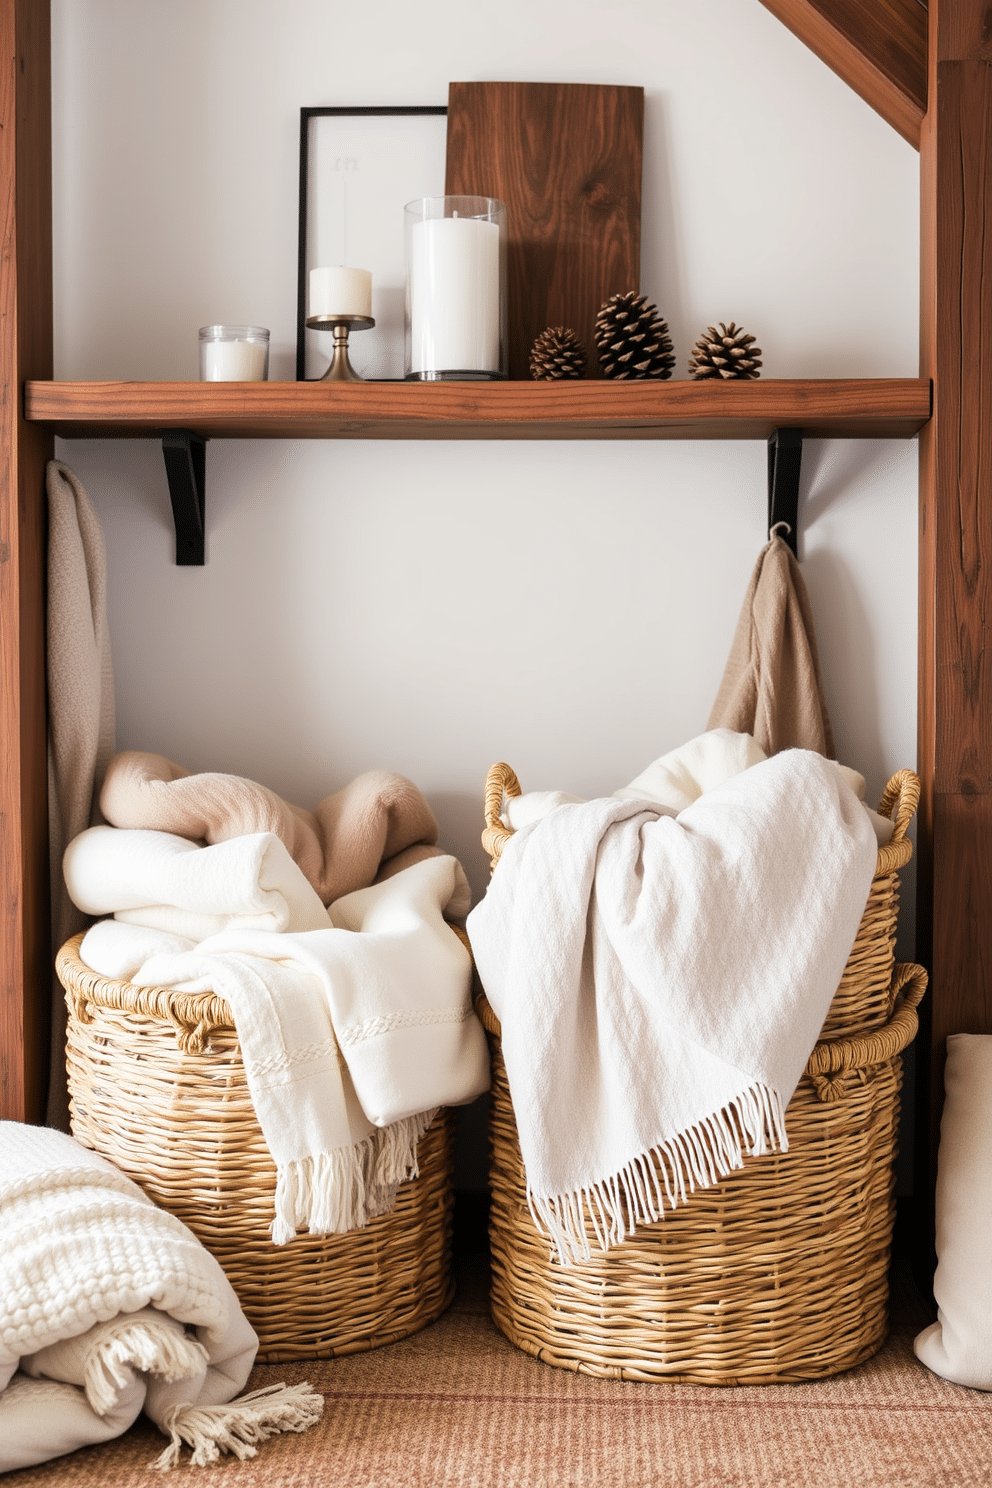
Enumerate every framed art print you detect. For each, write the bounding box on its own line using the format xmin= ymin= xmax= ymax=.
xmin=297 ymin=105 xmax=448 ymax=381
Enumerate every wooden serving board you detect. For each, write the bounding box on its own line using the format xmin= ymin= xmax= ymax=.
xmin=445 ymin=81 xmax=644 ymax=379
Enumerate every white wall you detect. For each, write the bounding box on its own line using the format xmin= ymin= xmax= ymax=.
xmin=51 ymin=0 xmax=920 ymax=1186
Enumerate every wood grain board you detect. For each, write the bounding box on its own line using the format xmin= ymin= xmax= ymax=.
xmin=444 ymin=82 xmax=644 ymax=379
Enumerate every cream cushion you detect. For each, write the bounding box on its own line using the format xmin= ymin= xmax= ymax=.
xmin=915 ymin=1033 xmax=992 ymax=1390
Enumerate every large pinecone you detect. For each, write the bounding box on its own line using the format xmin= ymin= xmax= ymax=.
xmin=529 ymin=326 xmax=588 ymax=381
xmin=688 ymin=322 xmax=762 ymax=380
xmin=593 ymin=292 xmax=675 ymax=380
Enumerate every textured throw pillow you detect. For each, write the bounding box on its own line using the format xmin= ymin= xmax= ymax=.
xmin=915 ymin=1033 xmax=992 ymax=1389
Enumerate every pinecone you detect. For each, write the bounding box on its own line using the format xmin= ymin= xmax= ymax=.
xmin=688 ymin=322 xmax=762 ymax=380
xmin=529 ymin=326 xmax=588 ymax=381
xmin=593 ymin=291 xmax=675 ymax=380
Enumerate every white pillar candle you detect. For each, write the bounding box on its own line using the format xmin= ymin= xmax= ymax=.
xmin=408 ymin=217 xmax=500 ymax=375
xmin=309 ymin=266 xmax=373 ymax=318
xmin=201 ymin=339 xmax=267 ymax=381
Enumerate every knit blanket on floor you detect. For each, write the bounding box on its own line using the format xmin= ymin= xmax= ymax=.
xmin=467 ymin=749 xmax=878 ymax=1265
xmin=98 ymin=752 xmax=466 ymax=910
xmin=73 ymin=846 xmax=490 ymax=1242
xmin=0 ymin=1123 xmax=322 ymax=1472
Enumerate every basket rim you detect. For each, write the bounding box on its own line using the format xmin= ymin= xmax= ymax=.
xmin=482 ymin=761 xmax=919 ymax=879
xmin=57 ymin=917 xmax=473 ymax=1038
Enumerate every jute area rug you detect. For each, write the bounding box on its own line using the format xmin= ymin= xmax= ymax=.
xmin=6 ymin=1259 xmax=991 ymax=1487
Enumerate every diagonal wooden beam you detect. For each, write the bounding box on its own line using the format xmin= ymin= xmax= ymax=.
xmin=758 ymin=0 xmax=927 ymax=148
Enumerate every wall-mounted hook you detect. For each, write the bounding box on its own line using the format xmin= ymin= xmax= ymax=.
xmin=767 ymin=427 xmax=803 ymax=558
xmin=160 ymin=430 xmax=207 ymax=565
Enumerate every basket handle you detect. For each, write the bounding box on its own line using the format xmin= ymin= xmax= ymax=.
xmin=482 ymin=761 xmax=522 ymax=870
xmin=876 ymin=768 xmax=920 ymax=844
xmin=805 ymin=961 xmax=927 ymax=1102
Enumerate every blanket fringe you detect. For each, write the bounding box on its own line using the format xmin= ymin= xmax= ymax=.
xmin=152 ymin=1382 xmax=324 ymax=1470
xmin=84 ymin=1316 xmax=208 ymax=1417
xmin=528 ymin=1081 xmax=789 ymax=1266
xmin=271 ymin=1108 xmax=437 ymax=1244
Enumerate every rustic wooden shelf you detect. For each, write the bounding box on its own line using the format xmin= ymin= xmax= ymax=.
xmin=24 ymin=377 xmax=931 ymax=441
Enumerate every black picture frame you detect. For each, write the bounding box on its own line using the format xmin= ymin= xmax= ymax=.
xmin=296 ymin=105 xmax=448 ymax=382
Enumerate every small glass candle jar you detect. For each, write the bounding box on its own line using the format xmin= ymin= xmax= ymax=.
xmin=199 ymin=325 xmax=270 ymax=381
xmin=404 ymin=197 xmax=507 ymax=380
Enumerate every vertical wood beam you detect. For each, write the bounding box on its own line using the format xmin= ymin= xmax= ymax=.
xmin=916 ymin=0 xmax=992 ymax=1263
xmin=0 ymin=0 xmax=52 ymax=1122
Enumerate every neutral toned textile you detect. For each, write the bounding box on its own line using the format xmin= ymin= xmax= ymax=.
xmin=99 ymin=752 xmax=467 ymax=913
xmin=78 ymin=854 xmax=490 ymax=1242
xmin=613 ymin=727 xmax=768 ymax=807
xmin=468 ymin=750 xmax=877 ymax=1264
xmin=708 ymin=534 xmax=835 ymax=756
xmin=64 ymin=827 xmax=332 ymax=941
xmin=46 ymin=460 xmax=116 ymax=1128
xmin=0 ymin=1123 xmax=322 ymax=1472
xmin=915 ymin=1034 xmax=992 ymax=1390
xmin=11 ymin=1259 xmax=986 ymax=1488
xmin=503 ymin=728 xmax=893 ymax=845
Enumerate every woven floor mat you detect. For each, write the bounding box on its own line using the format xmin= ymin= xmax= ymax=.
xmin=7 ymin=1258 xmax=991 ymax=1488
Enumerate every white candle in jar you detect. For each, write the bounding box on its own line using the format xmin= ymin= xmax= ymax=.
xmin=201 ymin=339 xmax=267 ymax=381
xmin=309 ymin=266 xmax=373 ymax=318
xmin=408 ymin=216 xmax=500 ymax=375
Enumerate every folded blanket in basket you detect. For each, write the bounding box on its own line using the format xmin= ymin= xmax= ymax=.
xmin=0 ymin=1123 xmax=322 ymax=1472
xmin=77 ymin=853 xmax=490 ymax=1242
xmin=64 ymin=826 xmax=333 ymax=941
xmin=99 ymin=752 xmax=466 ymax=910
xmin=467 ymin=749 xmax=878 ymax=1265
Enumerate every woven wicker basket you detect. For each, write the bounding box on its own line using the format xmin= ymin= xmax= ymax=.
xmin=478 ymin=762 xmax=927 ymax=1385
xmin=57 ymin=933 xmax=457 ymax=1364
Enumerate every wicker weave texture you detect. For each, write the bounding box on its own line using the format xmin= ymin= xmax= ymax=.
xmin=477 ymin=763 xmax=926 ymax=1384
xmin=58 ymin=937 xmax=456 ymax=1364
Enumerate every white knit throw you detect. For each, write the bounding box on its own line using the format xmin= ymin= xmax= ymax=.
xmin=0 ymin=1124 xmax=322 ymax=1472
xmin=467 ymin=750 xmax=878 ymax=1265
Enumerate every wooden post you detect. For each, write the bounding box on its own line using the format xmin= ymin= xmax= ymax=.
xmin=916 ymin=0 xmax=992 ymax=1265
xmin=0 ymin=0 xmax=53 ymax=1122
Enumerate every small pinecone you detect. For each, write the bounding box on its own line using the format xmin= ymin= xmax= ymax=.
xmin=529 ymin=326 xmax=588 ymax=380
xmin=688 ymin=322 xmax=762 ymax=380
xmin=593 ymin=292 xmax=675 ymax=380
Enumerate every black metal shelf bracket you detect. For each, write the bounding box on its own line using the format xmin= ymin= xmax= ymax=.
xmin=767 ymin=426 xmax=803 ymax=557
xmin=160 ymin=430 xmax=207 ymax=565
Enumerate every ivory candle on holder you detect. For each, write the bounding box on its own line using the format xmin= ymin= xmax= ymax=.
xmin=404 ymin=197 xmax=507 ymax=379
xmin=309 ymin=266 xmax=372 ymax=319
xmin=198 ymin=326 xmax=269 ymax=381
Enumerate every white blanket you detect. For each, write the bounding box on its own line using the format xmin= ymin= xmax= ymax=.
xmin=64 ymin=826 xmax=332 ymax=941
xmin=504 ymin=728 xmax=894 ymax=845
xmin=76 ymin=852 xmax=490 ymax=1242
xmin=467 ymin=749 xmax=878 ymax=1265
xmin=0 ymin=1123 xmax=322 ymax=1472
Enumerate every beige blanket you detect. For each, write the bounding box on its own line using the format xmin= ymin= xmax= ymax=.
xmin=100 ymin=753 xmax=468 ymax=913
xmin=708 ymin=535 xmax=834 ymax=757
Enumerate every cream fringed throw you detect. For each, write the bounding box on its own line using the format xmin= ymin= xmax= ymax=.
xmin=46 ymin=461 xmax=116 ymax=1129
xmin=467 ymin=751 xmax=877 ymax=1266
xmin=0 ymin=1124 xmax=322 ymax=1472
xmin=74 ymin=845 xmax=490 ymax=1242
xmin=99 ymin=751 xmax=462 ymax=909
xmin=708 ymin=535 xmax=835 ymax=757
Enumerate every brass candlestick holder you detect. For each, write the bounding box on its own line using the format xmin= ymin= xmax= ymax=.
xmin=306 ymin=313 xmax=375 ymax=382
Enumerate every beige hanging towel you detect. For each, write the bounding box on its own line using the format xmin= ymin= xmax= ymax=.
xmin=707 ymin=534 xmax=834 ymax=757
xmin=46 ymin=460 xmax=116 ymax=1128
